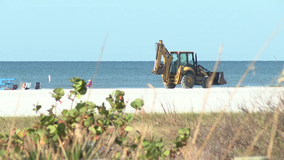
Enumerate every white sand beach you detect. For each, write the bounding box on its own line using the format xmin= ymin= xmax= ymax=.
xmin=0 ymin=87 xmax=283 ymax=117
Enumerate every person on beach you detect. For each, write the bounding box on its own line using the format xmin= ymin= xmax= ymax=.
xmin=86 ymin=79 xmax=92 ymax=88
xmin=22 ymin=83 xmax=26 ymax=90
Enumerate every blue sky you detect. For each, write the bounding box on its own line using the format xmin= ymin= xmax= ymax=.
xmin=0 ymin=0 xmax=283 ymax=61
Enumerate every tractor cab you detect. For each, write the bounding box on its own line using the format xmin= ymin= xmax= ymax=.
xmin=169 ymin=51 xmax=195 ymax=74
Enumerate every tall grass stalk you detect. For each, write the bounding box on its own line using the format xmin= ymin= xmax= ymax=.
xmin=193 ymin=18 xmax=284 ymax=160
xmin=190 ymin=43 xmax=223 ymax=158
xmin=86 ymin=35 xmax=108 ymax=102
xmin=267 ymin=105 xmax=280 ymax=159
xmin=245 ymin=116 xmax=272 ymax=156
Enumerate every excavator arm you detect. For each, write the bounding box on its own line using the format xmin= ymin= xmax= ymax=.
xmin=152 ymin=40 xmax=173 ymax=82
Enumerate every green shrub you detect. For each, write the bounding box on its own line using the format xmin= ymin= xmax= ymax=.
xmin=0 ymin=77 xmax=190 ymax=160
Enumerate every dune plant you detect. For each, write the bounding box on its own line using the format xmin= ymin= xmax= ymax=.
xmin=0 ymin=77 xmax=191 ymax=160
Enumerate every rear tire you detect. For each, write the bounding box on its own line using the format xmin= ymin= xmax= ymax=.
xmin=181 ymin=72 xmax=195 ymax=88
xmin=163 ymin=83 xmax=176 ymax=89
xmin=202 ymin=76 xmax=209 ymax=88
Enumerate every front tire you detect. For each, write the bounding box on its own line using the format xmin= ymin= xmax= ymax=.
xmin=202 ymin=76 xmax=209 ymax=88
xmin=181 ymin=72 xmax=195 ymax=88
xmin=163 ymin=83 xmax=176 ymax=89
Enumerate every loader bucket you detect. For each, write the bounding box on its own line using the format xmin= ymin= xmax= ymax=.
xmin=210 ymin=72 xmax=227 ymax=85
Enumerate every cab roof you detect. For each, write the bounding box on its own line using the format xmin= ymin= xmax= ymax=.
xmin=169 ymin=51 xmax=195 ymax=54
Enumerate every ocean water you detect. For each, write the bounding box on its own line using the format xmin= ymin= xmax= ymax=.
xmin=0 ymin=61 xmax=284 ymax=89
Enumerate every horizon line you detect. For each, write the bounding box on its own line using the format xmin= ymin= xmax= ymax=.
xmin=1 ymin=60 xmax=284 ymax=62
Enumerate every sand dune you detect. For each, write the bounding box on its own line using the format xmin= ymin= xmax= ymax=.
xmin=0 ymin=87 xmax=283 ymax=117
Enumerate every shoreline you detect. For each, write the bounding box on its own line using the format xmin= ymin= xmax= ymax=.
xmin=0 ymin=87 xmax=283 ymax=117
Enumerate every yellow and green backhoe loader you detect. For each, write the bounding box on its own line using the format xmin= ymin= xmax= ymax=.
xmin=152 ymin=40 xmax=226 ymax=89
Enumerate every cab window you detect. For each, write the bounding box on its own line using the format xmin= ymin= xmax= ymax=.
xmin=180 ymin=53 xmax=188 ymax=66
xmin=169 ymin=53 xmax=178 ymax=74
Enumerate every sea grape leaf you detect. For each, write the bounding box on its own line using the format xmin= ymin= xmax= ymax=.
xmin=125 ymin=126 xmax=133 ymax=131
xmin=112 ymin=90 xmax=125 ymax=98
xmin=84 ymin=117 xmax=93 ymax=127
xmin=62 ymin=109 xmax=68 ymax=116
xmin=164 ymin=150 xmax=170 ymax=157
xmin=47 ymin=125 xmax=56 ymax=134
xmin=126 ymin=114 xmax=134 ymax=124
xmin=67 ymin=109 xmax=79 ymax=117
xmin=131 ymin=98 xmax=144 ymax=110
xmin=88 ymin=127 xmax=96 ymax=134
xmin=76 ymin=94 xmax=81 ymax=99
xmin=52 ymin=88 xmax=65 ymax=101
xmin=33 ymin=103 xmax=42 ymax=113
xmin=57 ymin=123 xmax=66 ymax=133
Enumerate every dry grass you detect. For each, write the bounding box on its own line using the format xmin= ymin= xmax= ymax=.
xmin=134 ymin=103 xmax=284 ymax=159
xmin=0 ymin=116 xmax=40 ymax=135
xmin=1 ymin=101 xmax=284 ymax=159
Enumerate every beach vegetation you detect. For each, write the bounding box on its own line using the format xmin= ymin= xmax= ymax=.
xmin=1 ymin=102 xmax=284 ymax=159
xmin=0 ymin=77 xmax=191 ymax=160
